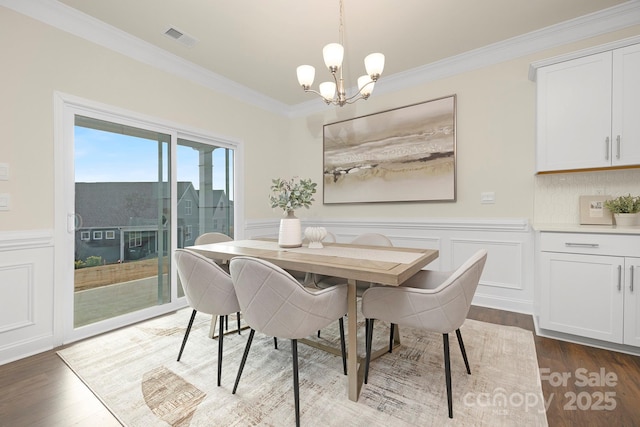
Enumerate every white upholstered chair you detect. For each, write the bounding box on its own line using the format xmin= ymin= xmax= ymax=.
xmin=229 ymin=256 xmax=348 ymax=427
xmin=193 ymin=232 xmax=240 ymax=332
xmin=174 ymin=248 xmax=241 ymax=387
xmin=362 ymin=249 xmax=488 ymax=418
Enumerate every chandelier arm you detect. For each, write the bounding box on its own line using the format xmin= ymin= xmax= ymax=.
xmin=303 ymin=88 xmax=342 ymax=105
xmin=342 ymin=79 xmax=375 ymax=103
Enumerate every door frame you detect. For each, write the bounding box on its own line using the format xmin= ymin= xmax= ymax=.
xmin=53 ymin=92 xmax=244 ymax=345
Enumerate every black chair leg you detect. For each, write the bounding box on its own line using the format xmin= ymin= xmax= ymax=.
xmin=237 ymin=312 xmax=241 ymax=335
xmin=338 ymin=317 xmax=347 ymax=375
xmin=291 ymin=339 xmax=300 ymax=427
xmin=217 ymin=314 xmax=224 ymax=386
xmin=364 ymin=318 xmax=374 ymax=384
xmin=177 ymin=309 xmax=197 ymax=361
xmin=274 ymin=337 xmax=278 ymax=349
xmin=233 ymin=329 xmax=255 ymax=394
xmin=456 ymin=328 xmax=471 ymax=375
xmin=317 ymin=330 xmax=321 ymax=338
xmin=443 ymin=333 xmax=453 ymax=418
xmin=389 ymin=323 xmax=395 ymax=353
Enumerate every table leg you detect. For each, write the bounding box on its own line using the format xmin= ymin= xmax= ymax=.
xmin=347 ymin=279 xmax=359 ymax=401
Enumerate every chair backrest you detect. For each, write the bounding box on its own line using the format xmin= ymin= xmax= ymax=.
xmin=436 ymin=249 xmax=487 ymax=324
xmin=174 ymin=249 xmax=239 ymax=316
xmin=229 ymin=256 xmax=348 ymax=339
xmin=350 ymin=233 xmax=393 ymax=247
xmin=420 ymin=249 xmax=487 ymax=331
xmin=362 ymin=249 xmax=487 ymax=333
xmin=194 ymin=232 xmax=233 ymax=245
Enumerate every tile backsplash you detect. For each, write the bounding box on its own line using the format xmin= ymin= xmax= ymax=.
xmin=534 ymin=169 xmax=640 ymax=224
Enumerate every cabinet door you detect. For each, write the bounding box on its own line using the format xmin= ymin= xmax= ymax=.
xmin=536 ymin=52 xmax=612 ymax=172
xmin=612 ymin=44 xmax=640 ymax=166
xmin=540 ymin=252 xmax=624 ymax=343
xmin=624 ymin=257 xmax=640 ymax=347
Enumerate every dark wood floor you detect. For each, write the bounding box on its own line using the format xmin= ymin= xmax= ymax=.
xmin=1 ymin=306 xmax=639 ymax=426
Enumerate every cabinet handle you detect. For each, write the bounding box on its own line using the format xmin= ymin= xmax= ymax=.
xmin=616 ymin=135 xmax=621 ymax=160
xmin=631 ymin=266 xmax=635 ymax=293
xmin=564 ymin=242 xmax=599 ymax=248
xmin=618 ymin=265 xmax=622 ymax=291
xmin=605 ymin=137 xmax=610 ymax=161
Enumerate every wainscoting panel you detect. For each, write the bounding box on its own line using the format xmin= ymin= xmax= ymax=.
xmin=245 ymin=217 xmax=535 ymax=314
xmin=451 ymin=238 xmax=523 ymax=290
xmin=0 ymin=230 xmax=54 ymax=365
xmin=0 ymin=262 xmax=34 ymax=332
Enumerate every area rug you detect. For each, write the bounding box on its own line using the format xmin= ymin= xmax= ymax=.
xmin=58 ymin=308 xmax=548 ymax=426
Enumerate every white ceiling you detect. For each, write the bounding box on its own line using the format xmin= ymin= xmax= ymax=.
xmin=39 ymin=0 xmax=638 ymax=107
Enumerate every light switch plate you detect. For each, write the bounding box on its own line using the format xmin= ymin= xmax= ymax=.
xmin=0 ymin=193 xmax=9 ymax=211
xmin=0 ymin=163 xmax=8 ymax=181
xmin=481 ymin=192 xmax=495 ymax=204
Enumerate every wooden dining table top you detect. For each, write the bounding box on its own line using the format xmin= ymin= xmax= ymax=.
xmin=186 ymin=238 xmax=439 ymax=286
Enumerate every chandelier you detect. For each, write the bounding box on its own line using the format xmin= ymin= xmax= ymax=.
xmin=296 ymin=0 xmax=385 ymax=107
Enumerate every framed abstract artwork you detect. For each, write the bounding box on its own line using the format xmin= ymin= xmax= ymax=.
xmin=323 ymin=95 xmax=457 ymax=204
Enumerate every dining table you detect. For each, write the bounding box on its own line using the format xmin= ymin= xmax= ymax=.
xmin=186 ymin=238 xmax=439 ymax=401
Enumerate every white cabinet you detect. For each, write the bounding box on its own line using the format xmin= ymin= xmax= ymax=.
xmin=539 ymin=232 xmax=640 ymax=347
xmin=536 ymin=43 xmax=640 ymax=172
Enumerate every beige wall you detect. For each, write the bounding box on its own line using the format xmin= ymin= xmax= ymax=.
xmin=289 ymin=27 xmax=640 ymax=222
xmin=0 ymin=8 xmax=288 ymax=230
xmin=1 ymin=6 xmax=639 ymax=230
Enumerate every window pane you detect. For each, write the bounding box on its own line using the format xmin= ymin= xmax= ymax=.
xmin=74 ymin=115 xmax=171 ymax=327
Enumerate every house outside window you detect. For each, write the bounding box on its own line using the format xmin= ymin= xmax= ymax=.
xmin=93 ymin=231 xmax=103 ymax=240
xmin=185 ymin=200 xmax=192 ymax=216
xmin=105 ymin=230 xmax=115 ymax=240
xmin=81 ymin=231 xmax=90 ymax=241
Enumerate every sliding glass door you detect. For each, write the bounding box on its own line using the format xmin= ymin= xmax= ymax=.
xmin=73 ymin=116 xmax=172 ymax=327
xmin=57 ymin=97 xmax=240 ymax=343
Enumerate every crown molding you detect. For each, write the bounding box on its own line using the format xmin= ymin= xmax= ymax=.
xmin=528 ymin=34 xmax=640 ymax=81
xmin=3 ymin=0 xmax=640 ymax=118
xmin=0 ymin=0 xmax=291 ymax=116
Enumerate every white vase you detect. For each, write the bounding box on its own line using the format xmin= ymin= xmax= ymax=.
xmin=278 ymin=211 xmax=302 ymax=248
xmin=613 ymin=213 xmax=639 ymax=227
xmin=304 ymin=227 xmax=327 ymax=249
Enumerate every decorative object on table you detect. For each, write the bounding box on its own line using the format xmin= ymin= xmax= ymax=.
xmin=323 ymin=95 xmax=456 ymax=204
xmin=296 ymin=0 xmax=385 ymax=107
xmin=304 ymin=227 xmax=328 ymax=248
xmin=604 ymin=194 xmax=640 ymax=227
xmin=269 ymin=177 xmax=317 ymax=248
xmin=579 ymin=195 xmax=613 ymax=225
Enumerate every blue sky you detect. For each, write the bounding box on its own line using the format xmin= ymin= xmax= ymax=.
xmin=74 ymin=127 xmax=232 ymax=197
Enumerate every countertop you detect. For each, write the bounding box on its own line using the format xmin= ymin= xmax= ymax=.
xmin=533 ymin=223 xmax=640 ymax=235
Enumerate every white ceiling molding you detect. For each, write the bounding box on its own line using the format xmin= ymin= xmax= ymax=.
xmin=0 ymin=0 xmax=291 ymax=116
xmin=528 ymin=34 xmax=640 ymax=81
xmin=3 ymin=0 xmax=640 ymax=118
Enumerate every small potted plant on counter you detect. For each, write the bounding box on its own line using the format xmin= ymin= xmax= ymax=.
xmin=604 ymin=194 xmax=640 ymax=227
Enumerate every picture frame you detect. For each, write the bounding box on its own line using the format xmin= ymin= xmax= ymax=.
xmin=322 ymin=95 xmax=457 ymax=204
xmin=579 ymin=195 xmax=613 ymax=225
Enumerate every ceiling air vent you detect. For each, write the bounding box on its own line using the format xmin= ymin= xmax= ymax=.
xmin=163 ymin=26 xmax=198 ymax=47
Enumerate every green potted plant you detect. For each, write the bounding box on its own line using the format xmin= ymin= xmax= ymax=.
xmin=269 ymin=177 xmax=317 ymax=247
xmin=604 ymin=194 xmax=640 ymax=227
